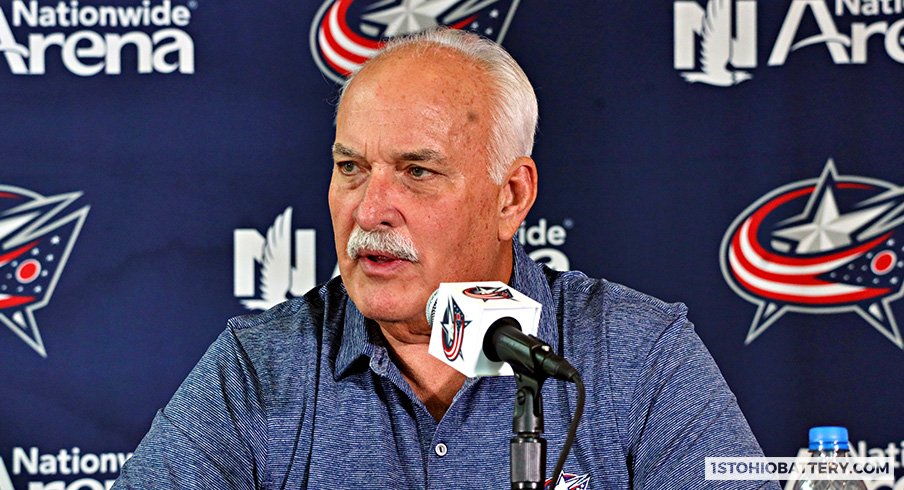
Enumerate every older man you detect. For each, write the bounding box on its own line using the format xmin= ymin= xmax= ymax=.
xmin=113 ymin=29 xmax=776 ymax=489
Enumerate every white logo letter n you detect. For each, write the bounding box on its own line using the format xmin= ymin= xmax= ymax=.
xmin=234 ymin=208 xmax=317 ymax=311
xmin=674 ymin=0 xmax=757 ymax=71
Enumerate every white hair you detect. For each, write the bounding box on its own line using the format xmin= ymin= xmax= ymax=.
xmin=338 ymin=28 xmax=538 ymax=184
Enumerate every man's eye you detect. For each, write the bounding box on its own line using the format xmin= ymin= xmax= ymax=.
xmin=409 ymin=166 xmax=432 ymax=178
xmin=337 ymin=162 xmax=358 ymax=175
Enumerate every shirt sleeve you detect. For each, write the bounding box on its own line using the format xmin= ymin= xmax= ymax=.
xmin=627 ymin=312 xmax=779 ymax=490
xmin=112 ymin=327 xmax=268 ymax=489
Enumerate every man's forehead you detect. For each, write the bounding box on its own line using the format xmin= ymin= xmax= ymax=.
xmin=358 ymin=43 xmax=481 ymax=80
xmin=341 ymin=47 xmax=491 ymax=109
xmin=334 ymin=47 xmax=494 ymax=163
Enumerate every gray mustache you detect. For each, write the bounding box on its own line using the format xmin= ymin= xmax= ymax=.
xmin=347 ymin=227 xmax=419 ymax=262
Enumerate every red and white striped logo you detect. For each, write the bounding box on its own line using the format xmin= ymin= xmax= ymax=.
xmin=720 ymin=159 xmax=904 ymax=348
xmin=309 ymin=0 xmax=521 ymax=84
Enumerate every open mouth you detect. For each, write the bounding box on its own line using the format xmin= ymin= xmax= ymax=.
xmin=365 ymin=253 xmax=399 ymax=263
xmin=358 ymin=250 xmax=404 ymax=263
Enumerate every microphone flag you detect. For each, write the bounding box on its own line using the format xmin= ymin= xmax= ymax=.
xmin=427 ymin=281 xmax=541 ymax=377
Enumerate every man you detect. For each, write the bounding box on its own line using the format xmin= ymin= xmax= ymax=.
xmin=114 ymin=29 xmax=776 ymax=489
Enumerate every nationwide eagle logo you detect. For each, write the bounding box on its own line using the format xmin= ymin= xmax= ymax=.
xmin=309 ymin=0 xmax=521 ymax=84
xmin=679 ymin=0 xmax=753 ymax=86
xmin=720 ymin=159 xmax=904 ymax=348
xmin=0 ymin=186 xmax=89 ymax=357
xmin=462 ymin=285 xmax=513 ymax=301
xmin=441 ymin=296 xmax=469 ymax=361
xmin=240 ymin=207 xmax=295 ymax=311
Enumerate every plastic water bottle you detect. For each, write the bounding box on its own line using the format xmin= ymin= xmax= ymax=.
xmin=791 ymin=426 xmax=868 ymax=490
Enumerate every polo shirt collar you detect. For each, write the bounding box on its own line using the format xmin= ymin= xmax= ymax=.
xmin=509 ymin=240 xmax=558 ymax=348
xmin=335 ymin=297 xmax=371 ymax=379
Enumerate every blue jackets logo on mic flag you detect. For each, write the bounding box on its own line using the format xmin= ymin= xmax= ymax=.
xmin=441 ymin=296 xmax=469 ymax=361
xmin=463 ymin=285 xmax=513 ymax=301
xmin=0 ymin=186 xmax=89 ymax=358
xmin=720 ymin=159 xmax=904 ymax=348
xmin=309 ymin=0 xmax=521 ymax=84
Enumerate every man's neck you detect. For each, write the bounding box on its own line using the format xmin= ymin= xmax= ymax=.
xmin=379 ymin=324 xmax=465 ymax=421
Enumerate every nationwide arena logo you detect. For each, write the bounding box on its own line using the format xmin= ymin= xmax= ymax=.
xmin=309 ymin=0 xmax=520 ymax=84
xmin=0 ymin=0 xmax=195 ymax=76
xmin=234 ymin=207 xmax=322 ymax=311
xmin=518 ymin=218 xmax=572 ymax=272
xmin=0 ymin=186 xmax=89 ymax=357
xmin=0 ymin=446 xmax=131 ymax=490
xmin=720 ymin=159 xmax=904 ymax=347
xmin=674 ymin=0 xmax=904 ymax=86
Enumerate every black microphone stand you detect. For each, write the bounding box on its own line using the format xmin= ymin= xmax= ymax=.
xmin=510 ymin=370 xmax=547 ymax=490
xmin=484 ymin=319 xmax=580 ymax=489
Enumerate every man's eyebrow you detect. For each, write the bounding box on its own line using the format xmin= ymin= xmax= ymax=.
xmin=332 ymin=143 xmax=360 ymax=158
xmin=395 ymin=149 xmax=445 ymax=163
xmin=332 ymin=144 xmax=445 ymax=163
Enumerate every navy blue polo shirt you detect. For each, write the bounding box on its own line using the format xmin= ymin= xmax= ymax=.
xmin=113 ymin=242 xmax=776 ymax=489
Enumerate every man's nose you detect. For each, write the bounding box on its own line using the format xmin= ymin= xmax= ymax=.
xmin=353 ymin=168 xmax=403 ymax=230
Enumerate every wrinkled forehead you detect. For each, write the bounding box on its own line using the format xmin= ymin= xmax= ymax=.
xmin=337 ymin=47 xmax=494 ymax=128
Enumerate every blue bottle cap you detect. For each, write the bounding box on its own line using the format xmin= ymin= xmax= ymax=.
xmin=809 ymin=426 xmax=850 ymax=451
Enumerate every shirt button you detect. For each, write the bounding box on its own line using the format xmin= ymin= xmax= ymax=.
xmin=434 ymin=443 xmax=448 ymax=457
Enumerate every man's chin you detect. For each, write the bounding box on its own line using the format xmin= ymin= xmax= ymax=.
xmin=346 ymin=284 xmax=425 ymax=325
xmin=357 ymin=305 xmax=426 ymax=331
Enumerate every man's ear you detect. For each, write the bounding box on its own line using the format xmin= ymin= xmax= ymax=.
xmin=497 ymin=156 xmax=538 ymax=241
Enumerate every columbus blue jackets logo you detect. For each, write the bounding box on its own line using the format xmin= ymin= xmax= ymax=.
xmin=310 ymin=0 xmax=521 ymax=83
xmin=441 ymin=296 xmax=469 ymax=361
xmin=545 ymin=471 xmax=591 ymax=490
xmin=0 ymin=186 xmax=89 ymax=357
xmin=720 ymin=160 xmax=904 ymax=348
xmin=463 ymin=285 xmax=513 ymax=301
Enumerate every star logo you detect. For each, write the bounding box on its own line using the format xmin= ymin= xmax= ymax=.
xmin=772 ymin=183 xmax=890 ymax=254
xmin=361 ymin=0 xmax=462 ymax=37
xmin=720 ymin=159 xmax=904 ymax=348
xmin=309 ymin=0 xmax=521 ymax=83
xmin=0 ymin=186 xmax=89 ymax=357
xmin=545 ymin=471 xmax=591 ymax=490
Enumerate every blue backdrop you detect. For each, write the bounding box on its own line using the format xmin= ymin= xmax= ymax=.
xmin=2 ymin=0 xmax=902 ymax=488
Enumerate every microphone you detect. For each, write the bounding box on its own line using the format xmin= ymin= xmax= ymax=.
xmin=426 ymin=282 xmax=578 ymax=381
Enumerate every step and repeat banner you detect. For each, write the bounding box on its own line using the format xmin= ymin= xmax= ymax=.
xmin=2 ymin=0 xmax=903 ymax=488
